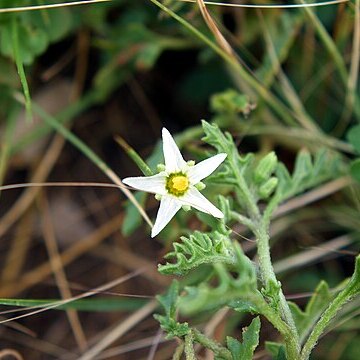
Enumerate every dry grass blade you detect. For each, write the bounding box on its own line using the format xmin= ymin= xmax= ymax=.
xmin=273 ymin=235 xmax=353 ymax=274
xmin=1 ymin=211 xmax=35 ymax=283
xmin=40 ymin=194 xmax=88 ymax=352
xmin=77 ymin=300 xmax=158 ymax=360
xmin=0 ymin=213 xmax=124 ymax=297
xmin=97 ymin=336 xmax=169 ymax=359
xmin=180 ymin=0 xmax=349 ymax=8
xmin=0 ymin=134 xmax=65 ymax=239
xmin=0 ymin=269 xmax=144 ymax=325
xmin=274 ymin=176 xmax=353 ymax=218
xmin=0 ymin=0 xmax=112 ymax=13
xmin=0 ymin=349 xmax=24 ymax=360
xmin=196 ymin=0 xmax=234 ymax=57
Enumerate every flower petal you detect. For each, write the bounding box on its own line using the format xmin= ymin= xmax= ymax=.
xmin=180 ymin=187 xmax=224 ymax=218
xmin=151 ymin=196 xmax=181 ymax=237
xmin=162 ymin=128 xmax=187 ymax=173
xmin=188 ymin=153 xmax=227 ymax=184
xmin=122 ymin=173 xmax=166 ymax=195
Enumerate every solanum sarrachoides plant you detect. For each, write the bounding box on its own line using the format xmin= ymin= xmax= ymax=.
xmin=123 ymin=121 xmax=360 ymax=360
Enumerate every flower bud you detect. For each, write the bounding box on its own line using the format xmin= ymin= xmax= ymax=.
xmin=254 ymin=152 xmax=278 ymax=184
xmin=195 ymin=182 xmax=206 ymax=191
xmin=259 ymin=177 xmax=278 ymax=198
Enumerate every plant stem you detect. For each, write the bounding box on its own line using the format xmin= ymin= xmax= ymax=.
xmin=192 ymin=329 xmax=232 ymax=360
xmin=249 ymin=292 xmax=300 ymax=360
xmin=184 ymin=332 xmax=196 ymax=360
xmin=300 ymin=257 xmax=360 ymax=360
xmin=253 ymin=221 xmax=300 ymax=347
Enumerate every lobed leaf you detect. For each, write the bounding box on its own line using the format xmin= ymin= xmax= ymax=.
xmin=158 ymin=231 xmax=235 ymax=276
xmin=226 ymin=317 xmax=261 ymax=360
xmin=288 ymin=281 xmax=333 ymax=342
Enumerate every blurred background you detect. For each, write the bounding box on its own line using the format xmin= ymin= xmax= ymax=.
xmin=0 ymin=0 xmax=359 ymax=359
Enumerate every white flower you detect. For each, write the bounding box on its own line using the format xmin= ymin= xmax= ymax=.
xmin=123 ymin=128 xmax=227 ymax=237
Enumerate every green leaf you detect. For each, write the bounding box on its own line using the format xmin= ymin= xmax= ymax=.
xmin=347 ymin=125 xmax=360 ymax=154
xmin=158 ymin=231 xmax=236 ymax=276
xmin=350 ymin=158 xmax=360 ymax=183
xmin=288 ymin=280 xmax=333 ymax=342
xmin=226 ymin=317 xmax=261 ymax=360
xmin=256 ymin=12 xmax=304 ymax=87
xmin=154 ymin=280 xmax=190 ymax=339
xmin=210 ymin=89 xmax=255 ymax=117
xmin=274 ymin=148 xmax=342 ymax=204
xmin=156 ymin=280 xmax=179 ymax=319
xmin=178 ymin=244 xmax=258 ymax=315
xmin=261 ymin=279 xmax=282 ymax=311
xmin=265 ymin=342 xmax=286 ymax=359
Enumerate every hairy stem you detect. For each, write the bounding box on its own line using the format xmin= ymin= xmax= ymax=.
xmin=253 ymin=221 xmax=300 ymax=349
xmin=249 ymin=292 xmax=300 ymax=360
xmin=192 ymin=329 xmax=232 ymax=360
xmin=301 ymin=257 xmax=360 ymax=360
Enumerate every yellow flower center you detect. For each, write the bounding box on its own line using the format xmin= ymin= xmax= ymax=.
xmin=172 ymin=176 xmax=189 ymax=191
xmin=166 ymin=173 xmax=189 ymax=196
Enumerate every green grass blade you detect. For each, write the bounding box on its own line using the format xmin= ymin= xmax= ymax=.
xmin=12 ymin=17 xmax=32 ymax=121
xmin=0 ymin=297 xmax=148 ymax=312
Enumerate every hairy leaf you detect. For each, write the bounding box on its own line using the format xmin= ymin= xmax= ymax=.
xmin=178 ymin=244 xmax=258 ymax=315
xmin=158 ymin=231 xmax=236 ymax=276
xmin=288 ymin=281 xmax=333 ymax=342
xmin=154 ymin=280 xmax=190 ymax=339
xmin=226 ymin=317 xmax=261 ymax=360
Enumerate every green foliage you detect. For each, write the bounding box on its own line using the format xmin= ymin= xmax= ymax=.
xmin=0 ymin=10 xmax=75 ymax=65
xmin=226 ymin=317 xmax=261 ymax=360
xmin=158 ymin=231 xmax=236 ymax=276
xmin=255 ymin=12 xmax=304 ymax=87
xmin=350 ymin=159 xmax=360 ymax=183
xmin=178 ymin=244 xmax=258 ymax=316
xmin=274 ymin=148 xmax=342 ymax=203
xmin=266 ymin=342 xmax=287 ymax=360
xmin=347 ymin=125 xmax=360 ymax=183
xmin=210 ymin=89 xmax=255 ymax=117
xmin=154 ymin=280 xmax=190 ymax=339
xmin=261 ymin=279 xmax=282 ymax=311
xmin=347 ymin=124 xmax=360 ymax=154
xmin=288 ymin=281 xmax=333 ymax=342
